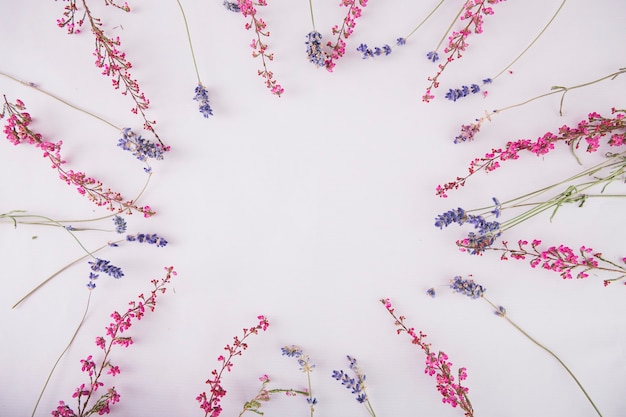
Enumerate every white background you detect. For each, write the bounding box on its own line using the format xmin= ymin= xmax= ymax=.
xmin=1 ymin=0 xmax=625 ymax=416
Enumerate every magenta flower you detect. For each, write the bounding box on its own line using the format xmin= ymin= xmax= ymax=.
xmin=1 ymin=97 xmax=155 ymax=216
xmin=381 ymin=298 xmax=474 ymax=416
xmin=51 ymin=267 xmax=176 ymax=417
xmin=197 ymin=315 xmax=270 ymax=417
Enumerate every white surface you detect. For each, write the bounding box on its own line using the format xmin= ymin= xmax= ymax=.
xmin=1 ymin=0 xmax=625 ymax=416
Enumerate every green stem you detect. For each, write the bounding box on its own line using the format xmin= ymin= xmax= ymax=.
xmin=11 ymin=241 xmax=121 ymax=309
xmin=482 ymin=297 xmax=603 ymax=417
xmin=0 ymin=70 xmax=121 ymax=131
xmin=175 ymin=0 xmax=201 ymax=83
xmin=308 ymin=0 xmax=316 ymax=30
xmin=493 ymin=68 xmax=626 ymax=116
xmin=365 ymin=398 xmax=377 ymax=417
xmin=306 ymin=370 xmax=314 ymax=417
xmin=466 ymin=153 xmax=626 ymax=229
xmin=432 ymin=0 xmax=465 ymax=52
xmin=491 ymin=0 xmax=567 ymax=81
xmin=30 ymin=291 xmax=92 ymax=417
xmin=404 ymin=0 xmax=446 ymax=41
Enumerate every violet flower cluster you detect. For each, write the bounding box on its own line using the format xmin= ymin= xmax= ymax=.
xmin=281 ymin=345 xmax=318 ymax=411
xmin=435 ymin=206 xmax=501 ymax=254
xmin=117 ymin=128 xmax=167 ymax=166
xmin=331 ymin=356 xmax=372 ymax=407
xmin=305 ymin=31 xmax=325 ymax=67
xmin=194 ymin=83 xmax=214 ymax=118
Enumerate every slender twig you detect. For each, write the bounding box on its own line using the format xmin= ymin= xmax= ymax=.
xmin=30 ymin=292 xmax=92 ymax=417
xmin=0 ymin=70 xmax=121 ymax=130
xmin=175 ymin=0 xmax=201 ymax=83
xmin=482 ymin=297 xmax=603 ymax=417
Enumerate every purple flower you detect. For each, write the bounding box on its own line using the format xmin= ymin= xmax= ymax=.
xmin=450 ymin=275 xmax=486 ymax=299
xmin=306 ymin=31 xmax=325 ymax=67
xmin=332 ymin=356 xmax=371 ymax=405
xmin=112 ymin=215 xmax=127 ymax=234
xmin=223 ymin=1 xmax=240 ymax=12
xmin=426 ymin=51 xmax=439 ymax=62
xmin=194 ymin=83 xmax=213 ymax=118
xmin=126 ymin=233 xmax=168 ymax=247
xmin=117 ymin=128 xmax=165 ymax=161
xmin=89 ymin=258 xmax=124 ymax=279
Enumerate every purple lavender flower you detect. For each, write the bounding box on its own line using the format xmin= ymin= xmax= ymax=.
xmin=87 ymin=272 xmax=99 ymax=289
xmin=112 ymin=215 xmax=127 ymax=234
xmin=194 ymin=83 xmax=213 ymax=118
xmin=223 ymin=1 xmax=240 ymax=12
xmin=117 ymin=128 xmax=165 ymax=161
xmin=332 ymin=356 xmax=372 ymax=406
xmin=426 ymin=51 xmax=439 ymax=62
xmin=450 ymin=275 xmax=486 ymax=299
xmin=126 ymin=233 xmax=168 ymax=247
xmin=88 ymin=258 xmax=124 ymax=279
xmin=454 ymin=123 xmax=481 ymax=144
xmin=445 ymin=84 xmax=480 ymax=102
xmin=396 ymin=37 xmax=406 ymax=46
xmin=306 ymin=31 xmax=325 ymax=67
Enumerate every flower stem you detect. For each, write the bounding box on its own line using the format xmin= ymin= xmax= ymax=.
xmin=432 ymin=0 xmax=465 ymax=52
xmin=11 ymin=241 xmax=121 ymax=309
xmin=403 ymin=0 xmax=446 ymax=41
xmin=482 ymin=297 xmax=603 ymax=417
xmin=175 ymin=0 xmax=201 ymax=83
xmin=308 ymin=0 xmax=316 ymax=30
xmin=494 ymin=68 xmax=626 ymax=117
xmin=30 ymin=291 xmax=92 ymax=417
xmin=491 ymin=0 xmax=567 ymax=81
xmin=0 ymin=70 xmax=121 ymax=130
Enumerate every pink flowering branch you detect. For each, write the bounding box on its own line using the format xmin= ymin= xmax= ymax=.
xmin=381 ymin=298 xmax=474 ymax=416
xmin=1 ymin=97 xmax=154 ymax=217
xmin=50 ymin=266 xmax=177 ymax=417
xmin=454 ymin=69 xmax=626 ymax=144
xmin=197 ymin=315 xmax=270 ymax=417
xmin=56 ymin=0 xmax=163 ymax=145
xmin=236 ymin=0 xmax=283 ymax=96
xmin=483 ymin=239 xmax=626 ymax=286
xmin=238 ymin=374 xmax=309 ymax=417
xmin=324 ymin=0 xmax=368 ymax=72
xmin=423 ymin=0 xmax=505 ymax=102
xmin=436 ymin=108 xmax=626 ymax=197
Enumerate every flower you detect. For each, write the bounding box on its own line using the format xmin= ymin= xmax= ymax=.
xmin=381 ymin=298 xmax=473 ymax=415
xmin=54 ymin=267 xmax=176 ymax=416
xmin=305 ymin=31 xmax=325 ymax=67
xmin=117 ymin=128 xmax=167 ymax=161
xmin=112 ymin=215 xmax=127 ymax=234
xmin=126 ymin=233 xmax=168 ymax=247
xmin=356 ymin=43 xmax=392 ymax=59
xmin=282 ymin=345 xmax=317 ymax=411
xmin=426 ymin=51 xmax=439 ymax=62
xmin=489 ymin=239 xmax=626 ymax=284
xmin=223 ymin=1 xmax=240 ymax=12
xmin=454 ymin=122 xmax=482 ymax=144
xmin=423 ymin=0 xmax=506 ymax=102
xmin=197 ymin=316 xmax=270 ymax=417
xmin=449 ymin=275 xmax=486 ymax=299
xmin=88 ymin=258 xmax=124 ymax=279
xmin=1 ymin=98 xmax=155 ymax=215
xmin=194 ymin=83 xmax=213 ymax=118
xmin=323 ymin=0 xmax=369 ymax=72
xmin=236 ymin=0 xmax=284 ymax=96
xmin=57 ymin=1 xmax=162 ymax=144
xmin=444 ymin=84 xmax=480 ymax=102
